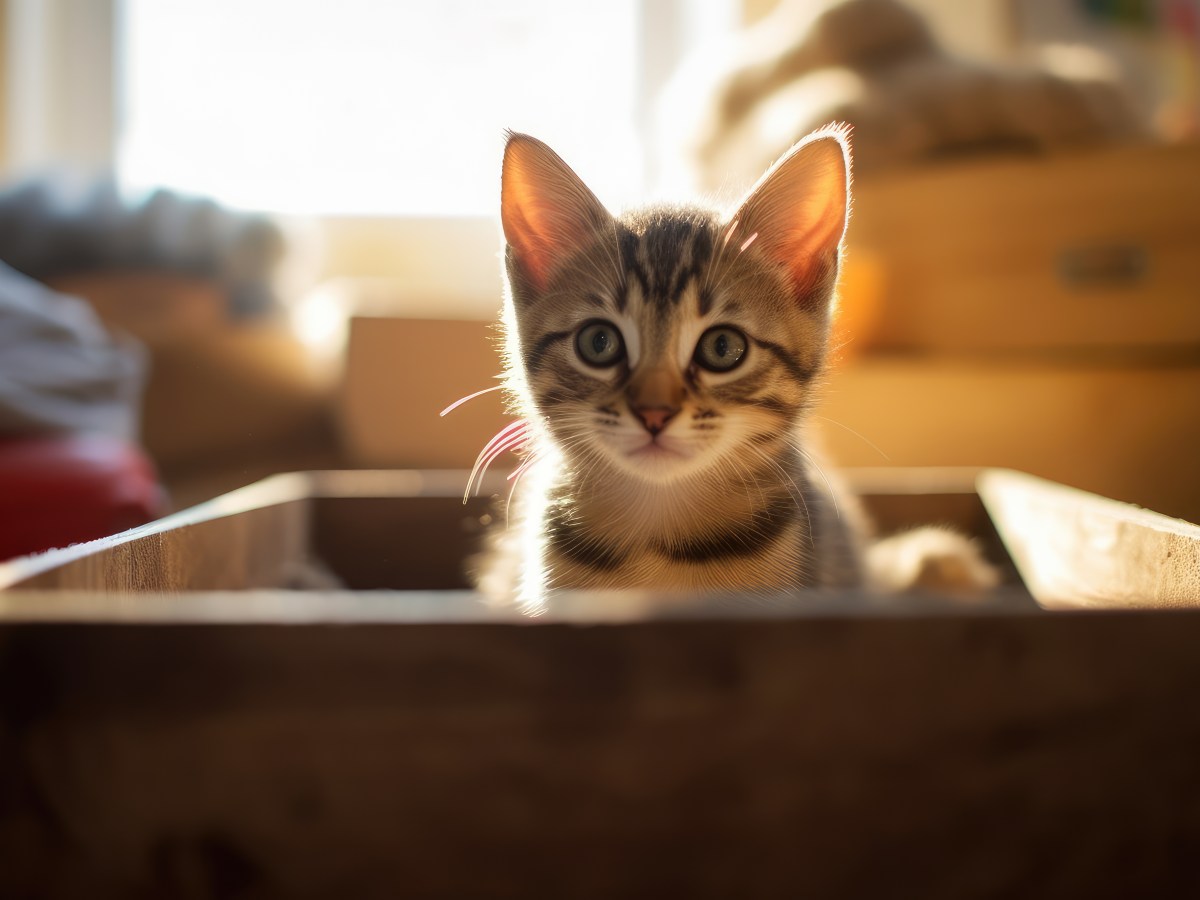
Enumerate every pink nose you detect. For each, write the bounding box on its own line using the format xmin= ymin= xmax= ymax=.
xmin=633 ymin=405 xmax=678 ymax=436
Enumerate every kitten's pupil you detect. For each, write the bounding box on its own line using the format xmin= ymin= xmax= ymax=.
xmin=592 ymin=332 xmax=610 ymax=355
xmin=714 ymin=334 xmax=729 ymax=358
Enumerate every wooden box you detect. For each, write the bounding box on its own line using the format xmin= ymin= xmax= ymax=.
xmin=2 ymin=469 xmax=1199 ymax=897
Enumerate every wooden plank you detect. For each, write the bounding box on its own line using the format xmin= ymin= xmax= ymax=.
xmin=979 ymin=468 xmax=1200 ymax=610
xmin=312 ymin=495 xmax=491 ymax=590
xmin=0 ymin=473 xmax=314 ymax=592
xmin=0 ymin=470 xmax=509 ymax=594
xmin=0 ymin=584 xmax=1036 ymax=624
xmin=0 ymin=612 xmax=1198 ymax=897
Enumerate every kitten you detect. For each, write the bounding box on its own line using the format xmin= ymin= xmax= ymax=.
xmin=476 ymin=126 xmax=990 ymax=611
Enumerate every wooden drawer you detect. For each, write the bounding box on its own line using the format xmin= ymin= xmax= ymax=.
xmin=847 ymin=143 xmax=1200 ymax=354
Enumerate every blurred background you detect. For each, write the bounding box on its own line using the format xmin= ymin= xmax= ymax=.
xmin=1 ymin=0 xmax=1198 ymax=559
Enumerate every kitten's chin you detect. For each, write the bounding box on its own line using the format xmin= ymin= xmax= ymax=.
xmin=608 ymin=438 xmax=709 ymax=483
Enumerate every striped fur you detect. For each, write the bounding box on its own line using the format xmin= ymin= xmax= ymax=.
xmin=477 ymin=127 xmax=866 ymax=611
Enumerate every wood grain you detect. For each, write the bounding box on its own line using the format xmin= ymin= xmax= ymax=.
xmin=1 ymin=611 xmax=1198 ymax=898
xmin=980 ymin=468 xmax=1200 ymax=609
xmin=0 ymin=473 xmax=314 ymax=592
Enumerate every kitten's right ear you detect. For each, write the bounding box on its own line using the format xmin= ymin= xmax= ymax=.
xmin=501 ymin=132 xmax=613 ymax=293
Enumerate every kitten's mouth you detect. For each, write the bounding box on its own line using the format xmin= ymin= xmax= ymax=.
xmin=607 ymin=432 xmax=706 ymax=482
xmin=629 ymin=441 xmax=681 ymax=458
xmin=627 ymin=435 xmax=690 ymax=462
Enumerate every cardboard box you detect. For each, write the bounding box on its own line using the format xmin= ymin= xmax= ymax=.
xmin=338 ymin=316 xmax=510 ymax=469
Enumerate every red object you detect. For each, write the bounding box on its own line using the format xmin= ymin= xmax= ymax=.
xmin=0 ymin=433 xmax=164 ymax=560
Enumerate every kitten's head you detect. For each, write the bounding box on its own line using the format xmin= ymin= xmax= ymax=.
xmin=499 ymin=126 xmax=850 ymax=485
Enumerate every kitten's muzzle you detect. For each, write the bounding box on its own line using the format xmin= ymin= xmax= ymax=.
xmin=628 ymin=367 xmax=684 ymax=436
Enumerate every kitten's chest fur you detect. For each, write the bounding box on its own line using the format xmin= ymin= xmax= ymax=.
xmin=486 ymin=440 xmax=865 ymax=601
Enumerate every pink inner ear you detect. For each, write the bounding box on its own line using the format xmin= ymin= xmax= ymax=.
xmin=500 ymin=135 xmax=608 ymax=292
xmin=500 ymin=161 xmax=558 ymax=291
xmin=501 ymin=192 xmax=555 ymax=291
xmin=777 ymin=189 xmax=847 ymax=293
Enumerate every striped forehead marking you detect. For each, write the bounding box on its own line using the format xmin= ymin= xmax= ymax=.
xmin=618 ymin=215 xmax=717 ymax=313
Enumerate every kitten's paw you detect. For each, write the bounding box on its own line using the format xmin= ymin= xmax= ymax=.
xmin=867 ymin=527 xmax=1000 ymax=597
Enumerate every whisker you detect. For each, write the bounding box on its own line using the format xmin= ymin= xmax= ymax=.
xmin=440 ymin=382 xmax=504 ymax=417
xmin=465 ymin=419 xmax=529 ymax=502
xmin=796 ymin=446 xmax=842 ymax=522
xmin=811 ymin=414 xmax=890 ymax=461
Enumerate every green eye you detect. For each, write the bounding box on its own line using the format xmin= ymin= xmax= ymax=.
xmin=695 ymin=326 xmax=747 ymax=372
xmin=575 ymin=320 xmax=625 ymax=367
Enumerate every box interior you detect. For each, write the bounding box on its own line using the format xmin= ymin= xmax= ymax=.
xmin=0 ymin=468 xmax=1028 ymax=605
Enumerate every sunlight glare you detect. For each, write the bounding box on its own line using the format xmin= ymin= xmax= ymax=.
xmin=118 ymin=0 xmax=642 ymax=215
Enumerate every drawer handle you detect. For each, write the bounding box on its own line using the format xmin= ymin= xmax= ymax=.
xmin=1058 ymin=243 xmax=1148 ymax=287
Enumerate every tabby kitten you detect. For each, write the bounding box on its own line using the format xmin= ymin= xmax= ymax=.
xmin=474 ymin=124 xmax=877 ymax=612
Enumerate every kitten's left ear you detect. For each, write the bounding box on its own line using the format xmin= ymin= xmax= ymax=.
xmin=501 ymin=132 xmax=613 ymax=293
xmin=725 ymin=124 xmax=851 ymax=303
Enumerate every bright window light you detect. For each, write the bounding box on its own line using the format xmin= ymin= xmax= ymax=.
xmin=117 ymin=0 xmax=643 ymax=216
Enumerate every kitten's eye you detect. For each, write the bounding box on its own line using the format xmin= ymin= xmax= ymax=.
xmin=694 ymin=326 xmax=747 ymax=372
xmin=575 ymin=320 xmax=625 ymax=368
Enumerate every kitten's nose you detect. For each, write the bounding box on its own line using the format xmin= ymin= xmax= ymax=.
xmin=629 ymin=367 xmax=684 ymax=436
xmin=633 ymin=405 xmax=678 ymax=436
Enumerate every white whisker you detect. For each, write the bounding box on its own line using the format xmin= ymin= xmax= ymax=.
xmin=811 ymin=414 xmax=890 ymax=461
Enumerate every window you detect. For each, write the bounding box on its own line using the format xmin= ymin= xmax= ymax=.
xmin=116 ymin=0 xmax=733 ymax=217
xmin=2 ymin=0 xmax=734 ymax=303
